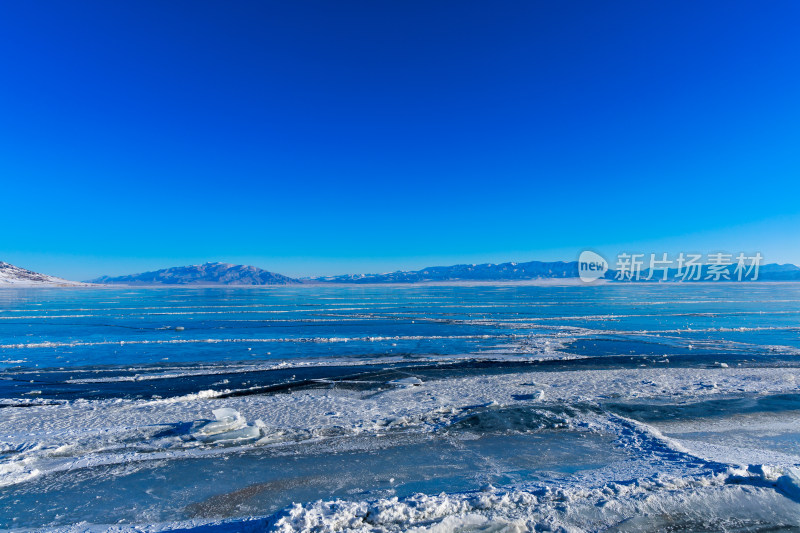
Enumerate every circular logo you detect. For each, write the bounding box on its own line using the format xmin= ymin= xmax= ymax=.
xmin=578 ymin=250 xmax=608 ymax=282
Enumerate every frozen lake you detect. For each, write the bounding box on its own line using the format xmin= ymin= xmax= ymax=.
xmin=2 ymin=284 xmax=800 ymax=531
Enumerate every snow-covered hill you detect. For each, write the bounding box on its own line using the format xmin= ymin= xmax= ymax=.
xmin=89 ymin=262 xmax=300 ymax=285
xmin=0 ymin=261 xmax=86 ymax=287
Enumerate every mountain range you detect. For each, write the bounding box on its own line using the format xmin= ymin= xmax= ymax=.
xmin=2 ymin=259 xmax=800 ymax=287
xmin=311 ymin=261 xmax=581 ymax=283
xmin=89 ymin=262 xmax=299 ymax=285
xmin=88 ymin=259 xmax=800 ymax=284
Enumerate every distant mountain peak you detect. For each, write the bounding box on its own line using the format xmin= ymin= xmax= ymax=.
xmin=90 ymin=262 xmax=300 ymax=286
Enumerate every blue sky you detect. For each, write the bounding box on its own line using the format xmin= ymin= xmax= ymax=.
xmin=2 ymin=1 xmax=799 ymax=280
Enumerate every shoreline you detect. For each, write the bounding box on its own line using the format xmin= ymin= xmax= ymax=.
xmin=6 ymin=279 xmax=800 ymax=289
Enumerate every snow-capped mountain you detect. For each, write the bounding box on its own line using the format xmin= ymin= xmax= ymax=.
xmin=310 ymin=261 xmax=800 ymax=283
xmin=76 ymin=259 xmax=800 ymax=287
xmin=0 ymin=261 xmax=85 ymax=286
xmin=311 ymin=261 xmax=581 ymax=283
xmin=90 ymin=262 xmax=300 ymax=285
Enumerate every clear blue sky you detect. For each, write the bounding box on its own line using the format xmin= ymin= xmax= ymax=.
xmin=2 ymin=1 xmax=799 ymax=280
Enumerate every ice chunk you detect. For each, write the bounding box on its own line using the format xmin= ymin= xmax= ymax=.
xmin=212 ymin=407 xmax=239 ymax=421
xmin=191 ymin=409 xmax=265 ymax=444
xmin=193 ymin=408 xmax=245 ymax=438
xmin=200 ymin=423 xmax=261 ymax=444
xmin=388 ymin=377 xmax=423 ymax=387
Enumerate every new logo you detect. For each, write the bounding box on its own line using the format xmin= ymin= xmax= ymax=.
xmin=578 ymin=250 xmax=608 ymax=282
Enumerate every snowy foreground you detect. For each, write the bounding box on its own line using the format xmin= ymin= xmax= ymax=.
xmin=4 ymin=365 xmax=800 ymax=531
